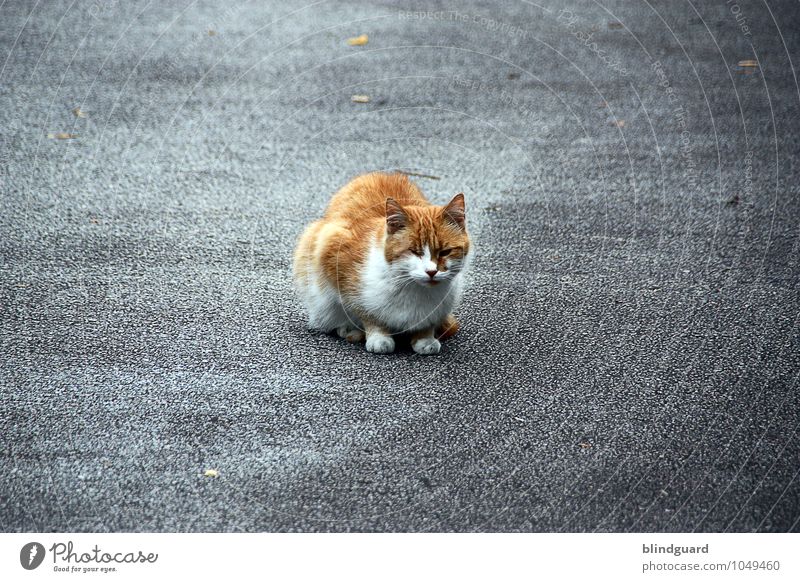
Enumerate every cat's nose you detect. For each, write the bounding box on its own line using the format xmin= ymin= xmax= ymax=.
xmin=425 ymin=269 xmax=437 ymax=279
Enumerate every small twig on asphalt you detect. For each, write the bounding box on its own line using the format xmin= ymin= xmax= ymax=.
xmin=395 ymin=169 xmax=441 ymax=180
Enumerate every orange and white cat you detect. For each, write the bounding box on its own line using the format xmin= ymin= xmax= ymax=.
xmin=293 ymin=172 xmax=470 ymax=355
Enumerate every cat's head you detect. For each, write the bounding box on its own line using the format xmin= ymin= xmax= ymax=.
xmin=383 ymin=194 xmax=470 ymax=287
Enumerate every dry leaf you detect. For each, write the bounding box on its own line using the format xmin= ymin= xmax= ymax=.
xmin=347 ymin=34 xmax=368 ymax=46
xmin=207 ymin=30 xmax=216 ymax=36
xmin=48 ymin=132 xmax=78 ymax=139
xmin=351 ymin=95 xmax=370 ymax=103
xmin=579 ymin=442 xmax=592 ymax=449
xmin=738 ymin=59 xmax=758 ymax=68
xmin=612 ymin=119 xmax=626 ymax=128
xmin=608 ymin=21 xmax=623 ymax=29
xmin=72 ymin=107 xmax=86 ymax=118
xmin=89 ymin=217 xmax=100 ymax=224
xmin=203 ymin=469 xmax=219 ymax=478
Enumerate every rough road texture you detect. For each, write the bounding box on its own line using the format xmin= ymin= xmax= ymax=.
xmin=1 ymin=0 xmax=799 ymax=532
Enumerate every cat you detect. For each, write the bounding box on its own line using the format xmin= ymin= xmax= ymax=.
xmin=293 ymin=172 xmax=471 ymax=355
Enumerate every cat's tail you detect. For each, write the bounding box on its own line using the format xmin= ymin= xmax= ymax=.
xmin=436 ymin=314 xmax=460 ymax=340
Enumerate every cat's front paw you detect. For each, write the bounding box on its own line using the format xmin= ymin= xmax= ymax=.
xmin=337 ymin=324 xmax=365 ymax=343
xmin=412 ymin=336 xmax=441 ymax=355
xmin=366 ymin=333 xmax=395 ymax=354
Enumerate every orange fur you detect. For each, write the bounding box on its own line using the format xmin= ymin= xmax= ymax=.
xmin=436 ymin=314 xmax=460 ymax=340
xmin=293 ymin=172 xmax=470 ymax=353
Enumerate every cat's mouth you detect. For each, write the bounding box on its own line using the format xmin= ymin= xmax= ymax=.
xmin=419 ymin=279 xmax=440 ymax=287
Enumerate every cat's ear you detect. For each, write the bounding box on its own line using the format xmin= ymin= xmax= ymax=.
xmin=386 ymin=198 xmax=408 ymax=235
xmin=443 ymin=193 xmax=466 ymax=229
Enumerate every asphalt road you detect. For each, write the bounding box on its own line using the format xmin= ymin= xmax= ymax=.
xmin=1 ymin=0 xmax=799 ymax=532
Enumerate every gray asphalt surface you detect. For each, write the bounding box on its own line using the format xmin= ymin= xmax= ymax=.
xmin=1 ymin=0 xmax=799 ymax=532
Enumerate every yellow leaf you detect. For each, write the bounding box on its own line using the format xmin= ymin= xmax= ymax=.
xmin=203 ymin=469 xmax=219 ymax=478
xmin=738 ymin=59 xmax=758 ymax=67
xmin=351 ymin=95 xmax=370 ymax=103
xmin=48 ymin=132 xmax=78 ymax=139
xmin=207 ymin=30 xmax=216 ymax=36
xmin=72 ymin=107 xmax=86 ymax=118
xmin=347 ymin=34 xmax=368 ymax=46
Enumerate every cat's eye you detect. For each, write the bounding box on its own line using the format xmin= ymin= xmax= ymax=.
xmin=411 ymin=249 xmax=423 ymax=257
xmin=439 ymin=249 xmax=452 ymax=257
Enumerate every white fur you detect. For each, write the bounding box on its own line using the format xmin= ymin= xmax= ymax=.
xmin=296 ymin=273 xmax=351 ymax=333
xmin=365 ymin=330 xmax=395 ymax=353
xmin=412 ymin=336 xmax=441 ymax=355
xmin=358 ymin=241 xmax=465 ymax=334
xmin=295 ymin=222 xmax=356 ymax=333
xmin=296 ymin=236 xmax=468 ymax=343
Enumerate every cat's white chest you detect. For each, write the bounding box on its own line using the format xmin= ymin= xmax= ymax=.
xmin=357 ymin=246 xmax=461 ymax=332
